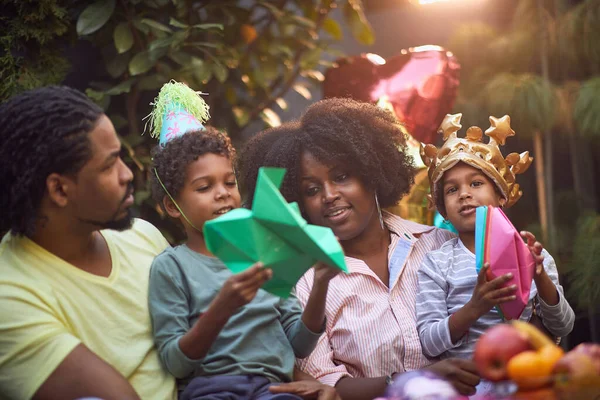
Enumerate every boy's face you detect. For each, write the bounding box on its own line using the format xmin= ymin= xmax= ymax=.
xmin=442 ymin=162 xmax=505 ymax=234
xmin=172 ymin=153 xmax=240 ymax=231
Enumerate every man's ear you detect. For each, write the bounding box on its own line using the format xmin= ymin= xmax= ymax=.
xmin=163 ymin=196 xmax=182 ymax=218
xmin=46 ymin=173 xmax=71 ymax=207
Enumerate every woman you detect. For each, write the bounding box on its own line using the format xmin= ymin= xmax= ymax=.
xmin=238 ymin=98 xmax=481 ymax=400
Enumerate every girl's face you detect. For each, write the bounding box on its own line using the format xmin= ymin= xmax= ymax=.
xmin=441 ymin=162 xmax=505 ymax=234
xmin=166 ymin=153 xmax=240 ymax=231
xmin=299 ymin=152 xmax=379 ymax=241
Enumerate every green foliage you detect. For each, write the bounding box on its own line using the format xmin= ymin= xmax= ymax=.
xmin=482 ymin=73 xmax=556 ymax=137
xmin=563 ymin=212 xmax=600 ymax=310
xmin=1 ymin=0 xmax=374 ymax=241
xmin=0 ymin=0 xmax=72 ymax=100
xmin=574 ymin=77 xmax=600 ymax=137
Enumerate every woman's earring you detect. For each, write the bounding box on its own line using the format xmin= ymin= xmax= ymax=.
xmin=375 ymin=192 xmax=384 ymax=230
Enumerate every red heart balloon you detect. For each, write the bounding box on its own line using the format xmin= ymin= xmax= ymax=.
xmin=323 ymin=45 xmax=460 ymax=144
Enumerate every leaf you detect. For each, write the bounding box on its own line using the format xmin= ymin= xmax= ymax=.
xmin=113 ymin=23 xmax=134 ymax=54
xmin=85 ymin=88 xmax=111 ymax=110
xmin=189 ymin=41 xmax=223 ymax=49
xmin=134 ymin=190 xmax=151 ymax=205
xmin=192 ymin=23 xmax=224 ymax=30
xmin=259 ymin=1 xmax=284 ymax=18
xmin=138 ymin=73 xmax=168 ymax=90
xmin=225 ymin=86 xmax=237 ymax=104
xmin=129 ymin=51 xmax=154 ymax=76
xmin=343 ymin=0 xmax=375 ymax=46
xmin=261 ymin=58 xmax=279 ymax=82
xmin=323 ymin=17 xmax=343 ymax=40
xmin=108 ymin=114 xmax=129 ymax=130
xmin=144 ymin=0 xmax=170 ymax=8
xmin=169 ymin=51 xmax=193 ymax=66
xmin=194 ymin=67 xmax=213 ymax=84
xmin=289 ymin=15 xmax=316 ymax=29
xmin=169 ymin=18 xmax=189 ymax=28
xmin=301 ymin=70 xmax=325 ymax=82
xmin=293 ymin=84 xmax=312 ymax=100
xmin=212 ymin=63 xmax=229 ymax=83
xmin=105 ymin=79 xmax=136 ymax=95
xmin=141 ymin=18 xmax=173 ymax=33
xmin=275 ymin=98 xmax=288 ymax=110
xmin=261 ymin=108 xmax=282 ymax=127
xmin=232 ymin=106 xmax=250 ymax=127
xmin=76 ymin=0 xmax=116 ymax=36
xmin=133 ymin=19 xmax=150 ymax=34
xmin=106 ymin=52 xmax=131 ymax=78
xmin=149 ymin=37 xmax=175 ymax=51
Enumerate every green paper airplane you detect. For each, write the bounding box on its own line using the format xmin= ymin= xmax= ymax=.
xmin=204 ymin=167 xmax=348 ymax=298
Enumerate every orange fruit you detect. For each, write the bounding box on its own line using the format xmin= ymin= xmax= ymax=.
xmin=513 ymin=387 xmax=558 ymax=400
xmin=240 ymin=24 xmax=257 ymax=44
xmin=537 ymin=345 xmax=564 ymax=375
xmin=507 ymin=350 xmax=553 ymax=390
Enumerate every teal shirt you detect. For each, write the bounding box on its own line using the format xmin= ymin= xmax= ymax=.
xmin=148 ymin=245 xmax=322 ymax=384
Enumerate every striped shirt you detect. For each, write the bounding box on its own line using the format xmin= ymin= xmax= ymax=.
xmin=295 ymin=212 xmax=455 ymax=386
xmin=416 ymin=238 xmax=575 ymax=360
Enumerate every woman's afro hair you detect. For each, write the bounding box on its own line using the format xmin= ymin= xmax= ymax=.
xmin=238 ymin=97 xmax=417 ymax=210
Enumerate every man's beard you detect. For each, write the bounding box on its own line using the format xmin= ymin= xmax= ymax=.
xmin=98 ymin=208 xmax=134 ymax=231
xmin=78 ymin=185 xmax=135 ymax=231
xmin=78 ymin=208 xmax=134 ymax=231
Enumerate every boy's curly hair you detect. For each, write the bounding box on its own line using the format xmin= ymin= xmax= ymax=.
xmin=151 ymin=127 xmax=236 ymax=210
xmin=238 ymin=98 xmax=418 ymax=211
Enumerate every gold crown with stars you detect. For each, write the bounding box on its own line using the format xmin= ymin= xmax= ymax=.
xmin=420 ymin=113 xmax=534 ymax=208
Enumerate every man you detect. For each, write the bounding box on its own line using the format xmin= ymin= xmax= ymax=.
xmin=0 ymin=86 xmax=176 ymax=399
xmin=0 ymin=86 xmax=340 ymax=400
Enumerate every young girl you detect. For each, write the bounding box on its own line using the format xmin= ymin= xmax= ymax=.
xmin=415 ymin=114 xmax=574 ymax=362
xmin=146 ymin=82 xmax=338 ymax=400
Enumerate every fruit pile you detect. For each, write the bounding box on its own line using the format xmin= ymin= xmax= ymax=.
xmin=474 ymin=321 xmax=600 ymax=399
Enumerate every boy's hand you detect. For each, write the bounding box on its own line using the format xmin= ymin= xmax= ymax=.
xmin=313 ymin=262 xmax=340 ymax=284
xmin=215 ymin=263 xmax=272 ymax=314
xmin=520 ymin=231 xmax=546 ymax=277
xmin=467 ymin=263 xmax=517 ymax=318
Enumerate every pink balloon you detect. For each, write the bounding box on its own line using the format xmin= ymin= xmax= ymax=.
xmin=323 ymin=46 xmax=460 ymax=144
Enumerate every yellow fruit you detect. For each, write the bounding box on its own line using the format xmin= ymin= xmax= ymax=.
xmin=511 ymin=320 xmax=555 ymax=350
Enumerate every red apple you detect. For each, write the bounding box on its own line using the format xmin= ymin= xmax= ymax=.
xmin=571 ymin=343 xmax=600 ymax=375
xmin=474 ymin=324 xmax=532 ymax=381
xmin=552 ymin=352 xmax=600 ymax=399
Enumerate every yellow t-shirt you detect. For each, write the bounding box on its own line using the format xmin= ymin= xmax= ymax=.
xmin=0 ymin=219 xmax=177 ymax=400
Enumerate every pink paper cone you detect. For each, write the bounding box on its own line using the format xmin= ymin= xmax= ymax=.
xmin=484 ymin=207 xmax=535 ymax=320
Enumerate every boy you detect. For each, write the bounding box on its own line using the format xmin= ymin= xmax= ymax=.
xmin=146 ymin=82 xmax=338 ymax=400
xmin=415 ymin=114 xmax=574 ymax=363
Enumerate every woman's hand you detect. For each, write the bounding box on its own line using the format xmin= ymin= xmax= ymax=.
xmin=426 ymin=358 xmax=481 ymax=396
xmin=269 ymin=381 xmax=341 ymax=400
xmin=314 ymin=262 xmax=340 ymax=284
